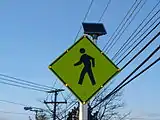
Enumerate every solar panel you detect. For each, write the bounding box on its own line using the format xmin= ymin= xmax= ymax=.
xmin=82 ymin=23 xmax=107 ymax=36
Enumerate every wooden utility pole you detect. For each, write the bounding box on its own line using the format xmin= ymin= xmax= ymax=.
xmin=44 ymin=89 xmax=67 ymax=120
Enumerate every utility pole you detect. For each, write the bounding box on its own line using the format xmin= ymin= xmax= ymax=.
xmin=44 ymin=89 xmax=67 ymax=120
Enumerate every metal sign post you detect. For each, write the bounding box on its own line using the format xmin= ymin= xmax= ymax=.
xmin=79 ymin=103 xmax=88 ymax=120
xmin=79 ymin=23 xmax=107 ymax=120
xmin=48 ymin=23 xmax=120 ymax=120
xmin=79 ymin=33 xmax=98 ymax=120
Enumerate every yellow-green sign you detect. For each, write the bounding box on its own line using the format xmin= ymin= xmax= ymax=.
xmin=49 ymin=35 xmax=120 ymax=103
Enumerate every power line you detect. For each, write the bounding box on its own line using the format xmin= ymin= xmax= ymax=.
xmin=0 ymin=110 xmax=33 ymax=116
xmin=113 ymin=45 xmax=160 ymax=98
xmin=0 ymin=73 xmax=54 ymax=90
xmin=114 ymin=56 xmax=160 ymax=96
xmin=98 ymin=0 xmax=112 ymax=22
xmin=92 ymin=32 xmax=160 ymax=108
xmin=0 ymin=77 xmax=51 ymax=91
xmin=60 ymin=101 xmax=78 ymax=119
xmin=91 ymin=23 xmax=159 ymax=110
xmin=0 ymin=99 xmax=27 ymax=106
xmin=74 ymin=0 xmax=95 ymax=42
xmin=105 ymin=0 xmax=147 ymax=54
xmin=114 ymin=13 xmax=160 ymax=63
xmin=112 ymin=1 xmax=160 ymax=60
xmin=120 ymin=31 xmax=160 ymax=70
xmin=52 ymin=79 xmax=58 ymax=89
xmin=91 ymin=45 xmax=159 ymax=109
xmin=102 ymin=52 xmax=160 ymax=108
xmin=116 ymin=22 xmax=160 ymax=65
xmin=90 ymin=78 xmax=117 ymax=106
xmin=74 ymin=0 xmax=112 ymax=42
xmin=102 ymin=0 xmax=140 ymax=51
xmin=115 ymin=17 xmax=160 ymax=64
xmin=0 ymin=79 xmax=45 ymax=92
xmin=105 ymin=0 xmax=147 ymax=53
xmin=56 ymin=95 xmax=78 ymax=118
xmin=58 ymin=99 xmax=77 ymax=116
xmin=0 ymin=99 xmax=50 ymax=114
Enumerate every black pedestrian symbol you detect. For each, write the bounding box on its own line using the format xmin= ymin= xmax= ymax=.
xmin=74 ymin=48 xmax=96 ymax=85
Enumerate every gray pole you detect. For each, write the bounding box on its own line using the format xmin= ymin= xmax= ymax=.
xmin=53 ymin=91 xmax=58 ymax=120
xmin=79 ymin=35 xmax=98 ymax=120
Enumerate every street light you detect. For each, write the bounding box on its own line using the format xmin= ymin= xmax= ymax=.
xmin=24 ymin=106 xmax=43 ymax=120
xmin=24 ymin=107 xmax=32 ymax=111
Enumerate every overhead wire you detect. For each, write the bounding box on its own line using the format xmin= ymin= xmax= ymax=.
xmin=98 ymin=0 xmax=112 ymax=22
xmin=90 ymin=78 xmax=117 ymax=106
xmin=65 ymin=93 xmax=73 ymax=100
xmin=112 ymin=1 xmax=160 ymax=60
xmin=53 ymin=0 xmax=158 ymax=115
xmin=74 ymin=0 xmax=112 ymax=42
xmin=0 ymin=78 xmax=45 ymax=92
xmin=91 ymin=44 xmax=159 ymax=109
xmin=102 ymin=0 xmax=140 ymax=51
xmin=60 ymin=96 xmax=77 ymax=113
xmin=0 ymin=77 xmax=51 ymax=91
xmin=65 ymin=0 xmax=113 ymax=112
xmin=52 ymin=79 xmax=58 ymax=88
xmin=59 ymin=97 xmax=77 ymax=113
xmin=56 ymin=0 xmax=159 ymax=116
xmin=114 ymin=45 xmax=160 ymax=98
xmin=91 ymin=32 xmax=160 ymax=108
xmin=0 ymin=110 xmax=33 ymax=116
xmin=116 ymin=22 xmax=160 ymax=65
xmin=105 ymin=0 xmax=147 ymax=54
xmin=89 ymin=1 xmax=152 ymax=109
xmin=0 ymin=73 xmax=54 ymax=90
xmin=60 ymin=92 xmax=67 ymax=102
xmin=99 ymin=52 xmax=160 ymax=109
xmin=57 ymin=101 xmax=76 ymax=118
xmin=61 ymin=0 xmax=125 ymax=112
xmin=89 ymin=0 xmax=144 ymax=110
xmin=0 ymin=99 xmax=50 ymax=115
xmin=113 ymin=56 xmax=160 ymax=98
xmin=114 ymin=13 xmax=160 ymax=63
xmin=121 ymin=31 xmax=160 ymax=69
xmin=74 ymin=0 xmax=95 ymax=42
xmin=63 ymin=0 xmax=145 ymax=114
xmin=65 ymin=0 xmax=158 ymax=116
xmin=60 ymin=101 xmax=78 ymax=119
xmin=0 ymin=99 xmax=27 ymax=106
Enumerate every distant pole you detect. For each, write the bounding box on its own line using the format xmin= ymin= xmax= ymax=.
xmin=44 ymin=89 xmax=67 ymax=120
xmin=53 ymin=91 xmax=58 ymax=120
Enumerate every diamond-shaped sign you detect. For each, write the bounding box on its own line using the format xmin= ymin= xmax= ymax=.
xmin=49 ymin=35 xmax=120 ymax=103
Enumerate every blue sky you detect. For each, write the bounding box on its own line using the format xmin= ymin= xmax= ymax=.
xmin=0 ymin=0 xmax=159 ymax=120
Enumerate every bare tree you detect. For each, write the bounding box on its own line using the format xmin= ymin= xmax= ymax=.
xmin=43 ymin=79 xmax=130 ymax=120
xmin=37 ymin=112 xmax=49 ymax=120
xmin=89 ymin=83 xmax=130 ymax=120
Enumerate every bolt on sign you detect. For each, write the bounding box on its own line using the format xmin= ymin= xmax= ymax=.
xmin=49 ymin=35 xmax=120 ymax=104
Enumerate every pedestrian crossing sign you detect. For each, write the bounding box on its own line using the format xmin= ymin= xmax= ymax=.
xmin=49 ymin=35 xmax=120 ymax=103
